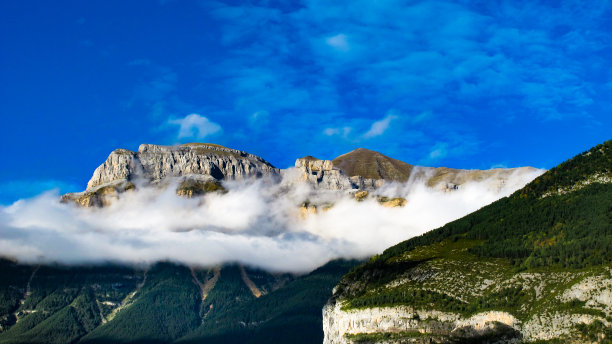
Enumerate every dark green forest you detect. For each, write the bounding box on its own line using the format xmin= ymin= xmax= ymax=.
xmin=0 ymin=259 xmax=357 ymax=344
xmin=377 ymin=139 xmax=612 ymax=270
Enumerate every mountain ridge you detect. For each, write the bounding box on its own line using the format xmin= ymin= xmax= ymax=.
xmin=323 ymin=139 xmax=612 ymax=343
xmin=61 ymin=143 xmax=541 ymax=207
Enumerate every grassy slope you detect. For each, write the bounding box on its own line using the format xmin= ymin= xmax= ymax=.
xmin=332 ymin=148 xmax=414 ymax=181
xmin=333 ymin=140 xmax=612 ymax=342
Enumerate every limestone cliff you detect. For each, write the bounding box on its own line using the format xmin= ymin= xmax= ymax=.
xmin=290 ymin=156 xmax=383 ymax=191
xmin=63 ymin=143 xmax=278 ymax=206
xmin=323 ymin=267 xmax=612 ymax=344
xmin=87 ymin=143 xmax=278 ymax=189
xmin=63 ymin=143 xmax=538 ymax=208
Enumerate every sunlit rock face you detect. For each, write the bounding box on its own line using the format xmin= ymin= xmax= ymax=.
xmin=291 ymin=149 xmax=540 ymax=193
xmin=62 ymin=143 xmax=540 ymax=208
xmin=291 ymin=156 xmax=382 ymax=191
xmin=63 ymin=143 xmax=279 ymax=206
xmin=87 ymin=143 xmax=279 ymax=189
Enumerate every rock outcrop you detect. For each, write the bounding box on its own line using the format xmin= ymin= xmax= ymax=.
xmin=63 ymin=143 xmax=278 ymax=206
xmin=290 ymin=156 xmax=383 ymax=191
xmin=323 ymin=267 xmax=612 ymax=344
xmin=88 ymin=143 xmax=278 ymax=189
xmin=63 ymin=143 xmax=539 ymax=207
xmin=290 ymin=151 xmax=539 ymax=194
xmin=323 ymin=302 xmax=523 ymax=344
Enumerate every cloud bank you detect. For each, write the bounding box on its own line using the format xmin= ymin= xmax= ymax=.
xmin=0 ymin=168 xmax=544 ymax=272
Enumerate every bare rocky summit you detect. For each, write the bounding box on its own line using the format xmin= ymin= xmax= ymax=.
xmin=62 ymin=143 xmax=279 ymax=206
xmin=62 ymin=143 xmax=538 ymax=207
xmin=291 ymin=148 xmax=538 ymax=193
xmin=87 ymin=143 xmax=279 ymax=189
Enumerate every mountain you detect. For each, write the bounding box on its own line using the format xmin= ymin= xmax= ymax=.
xmin=62 ymin=143 xmax=279 ymax=206
xmin=292 ymin=148 xmax=538 ymax=192
xmin=62 ymin=143 xmax=539 ymax=207
xmin=0 ymin=142 xmax=547 ymax=344
xmin=0 ymin=259 xmax=358 ymax=344
xmin=323 ymin=139 xmax=612 ymax=343
xmin=332 ymin=148 xmax=415 ymax=182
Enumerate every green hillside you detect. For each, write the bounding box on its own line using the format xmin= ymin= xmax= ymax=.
xmin=178 ymin=259 xmax=358 ymax=344
xmin=0 ymin=259 xmax=357 ymax=344
xmin=328 ymin=140 xmax=612 ymax=343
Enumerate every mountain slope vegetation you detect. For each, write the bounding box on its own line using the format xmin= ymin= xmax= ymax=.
xmin=0 ymin=259 xmax=358 ymax=344
xmin=326 ymin=139 xmax=612 ymax=344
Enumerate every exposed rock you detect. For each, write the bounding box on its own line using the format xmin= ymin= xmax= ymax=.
xmin=323 ymin=302 xmax=524 ymax=344
xmin=64 ymin=144 xmax=539 ymax=208
xmin=61 ymin=180 xmax=135 ymax=207
xmin=175 ymin=175 xmax=226 ymax=198
xmin=542 ymin=172 xmax=612 ymax=198
xmin=87 ymin=149 xmax=140 ymax=190
xmin=293 ymin=157 xmax=356 ymax=190
xmin=354 ymin=191 xmax=369 ymax=202
xmin=88 ymin=143 xmax=278 ymax=189
xmin=299 ymin=202 xmax=333 ymax=219
xmin=323 ymin=263 xmax=612 ymax=343
xmin=377 ymin=196 xmax=407 ymax=208
xmin=413 ymin=166 xmax=540 ymax=193
xmin=293 ymin=150 xmax=539 ymax=194
xmin=64 ymin=143 xmax=278 ymax=206
xmin=351 ymin=191 xmax=406 ymax=207
xmin=291 ymin=156 xmax=382 ymax=191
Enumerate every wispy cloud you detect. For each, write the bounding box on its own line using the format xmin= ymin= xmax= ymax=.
xmin=325 ymin=33 xmax=350 ymax=52
xmin=168 ymin=114 xmax=222 ymax=140
xmin=323 ymin=126 xmax=351 ymax=138
xmin=362 ymin=114 xmax=397 ymax=139
xmin=186 ymin=0 xmax=610 ymax=166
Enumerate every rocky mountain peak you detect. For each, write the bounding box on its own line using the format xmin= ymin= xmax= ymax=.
xmin=86 ymin=143 xmax=278 ymax=190
xmin=63 ymin=143 xmax=279 ymax=206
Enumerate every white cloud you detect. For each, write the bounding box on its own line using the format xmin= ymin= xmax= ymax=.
xmin=0 ymin=168 xmax=544 ymax=273
xmin=325 ymin=33 xmax=350 ymax=51
xmin=428 ymin=143 xmax=448 ymax=161
xmin=324 ymin=126 xmax=352 ymax=138
xmin=362 ymin=114 xmax=397 ymax=139
xmin=168 ymin=114 xmax=222 ymax=140
xmin=249 ymin=110 xmax=269 ymax=127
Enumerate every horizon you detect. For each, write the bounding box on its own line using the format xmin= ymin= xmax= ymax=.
xmin=1 ymin=1 xmax=611 ymax=204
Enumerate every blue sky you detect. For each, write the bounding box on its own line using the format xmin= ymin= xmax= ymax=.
xmin=1 ymin=0 xmax=611 ymax=203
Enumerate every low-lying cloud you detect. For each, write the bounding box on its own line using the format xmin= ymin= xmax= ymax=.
xmin=0 ymin=168 xmax=544 ymax=272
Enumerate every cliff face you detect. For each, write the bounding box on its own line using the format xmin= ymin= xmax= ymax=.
xmin=63 ymin=143 xmax=539 ymax=208
xmin=63 ymin=143 xmax=278 ymax=207
xmin=323 ymin=302 xmax=525 ymax=344
xmin=87 ymin=143 xmax=279 ymax=189
xmin=291 ymin=157 xmax=383 ymax=191
xmin=323 ymin=267 xmax=612 ymax=344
